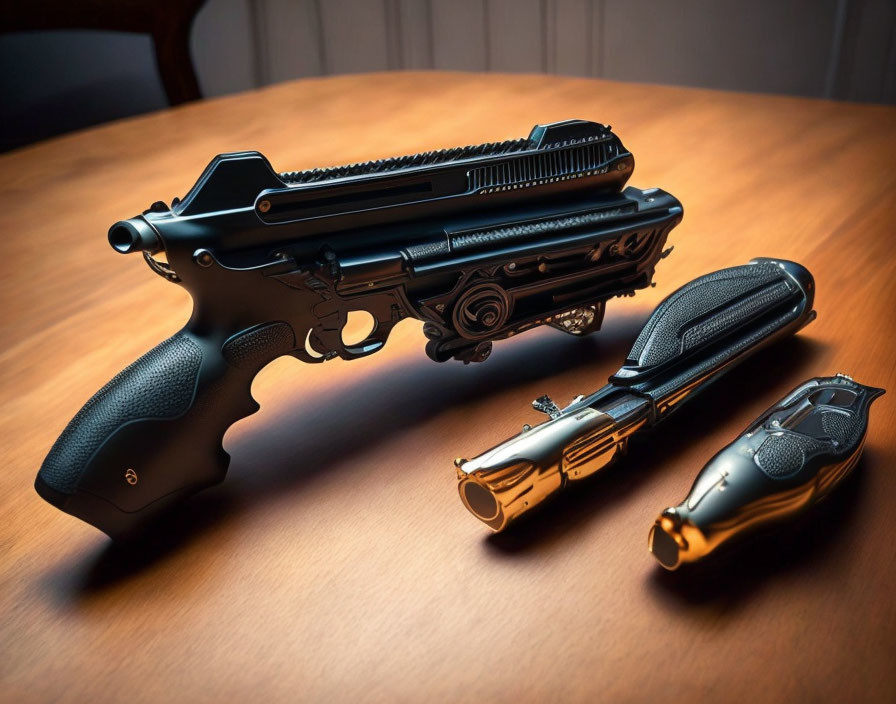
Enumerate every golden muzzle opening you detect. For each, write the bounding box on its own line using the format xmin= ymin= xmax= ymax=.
xmin=460 ymin=479 xmax=500 ymax=522
xmin=649 ymin=508 xmax=709 ymax=570
xmin=454 ymin=407 xmax=621 ymax=531
xmin=456 ymin=459 xmax=563 ymax=532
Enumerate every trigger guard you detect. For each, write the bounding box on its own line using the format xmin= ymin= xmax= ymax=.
xmin=338 ymin=321 xmax=393 ymax=360
xmin=340 ymin=339 xmax=385 ymax=359
xmin=339 ymin=318 xmax=396 ymax=359
xmin=304 ymin=320 xmax=393 ymax=361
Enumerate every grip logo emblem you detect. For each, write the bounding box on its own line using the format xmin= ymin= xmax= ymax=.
xmin=125 ymin=468 xmax=138 ymax=485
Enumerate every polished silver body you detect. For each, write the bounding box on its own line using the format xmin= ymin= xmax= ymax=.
xmin=650 ymin=375 xmax=885 ymax=569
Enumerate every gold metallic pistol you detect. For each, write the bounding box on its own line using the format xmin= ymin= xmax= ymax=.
xmin=455 ymin=258 xmax=816 ymax=531
xmin=649 ymin=374 xmax=884 ymax=569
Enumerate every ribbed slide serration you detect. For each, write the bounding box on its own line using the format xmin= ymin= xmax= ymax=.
xmin=468 ymin=139 xmax=615 ymax=192
xmin=451 ymin=205 xmax=636 ymax=250
xmin=280 ymin=138 xmax=531 ymax=184
xmin=404 ymin=240 xmax=450 ymax=260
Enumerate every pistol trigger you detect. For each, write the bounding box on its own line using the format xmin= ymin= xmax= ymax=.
xmin=532 ymin=395 xmax=562 ymax=419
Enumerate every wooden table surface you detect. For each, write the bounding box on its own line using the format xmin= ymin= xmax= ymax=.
xmin=1 ymin=72 xmax=894 ymax=703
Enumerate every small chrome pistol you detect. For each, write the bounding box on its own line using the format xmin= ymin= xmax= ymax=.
xmin=649 ymin=375 xmax=884 ymax=569
xmin=455 ymin=258 xmax=816 ymax=531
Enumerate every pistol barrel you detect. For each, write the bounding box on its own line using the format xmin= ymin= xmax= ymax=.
xmin=456 ymin=404 xmax=625 ymax=530
xmin=455 ymin=259 xmax=817 ymax=530
xmin=108 ymin=217 xmax=161 ymax=254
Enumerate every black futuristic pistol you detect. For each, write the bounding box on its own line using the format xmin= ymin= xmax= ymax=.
xmin=35 ymin=120 xmax=682 ymax=538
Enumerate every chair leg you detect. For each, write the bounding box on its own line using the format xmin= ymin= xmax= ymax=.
xmin=152 ymin=23 xmax=202 ymax=105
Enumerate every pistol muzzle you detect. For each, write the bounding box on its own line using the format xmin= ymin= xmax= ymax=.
xmin=108 ymin=217 xmax=161 ymax=254
xmin=456 ymin=407 xmax=618 ymax=530
xmin=457 ymin=460 xmax=563 ymax=532
xmin=648 ymin=508 xmax=708 ymax=570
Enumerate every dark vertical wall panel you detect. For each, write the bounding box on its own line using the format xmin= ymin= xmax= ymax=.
xmin=260 ymin=0 xmax=325 ymax=82
xmin=431 ymin=0 xmax=489 ymax=71
xmin=4 ymin=0 xmax=896 ymax=150
xmin=591 ymin=0 xmax=605 ymax=76
xmin=886 ymin=40 xmax=896 ymax=104
xmin=833 ymin=0 xmax=896 ymax=102
xmin=384 ymin=0 xmax=402 ymax=69
xmin=397 ymin=0 xmax=435 ymax=69
xmin=192 ymin=0 xmax=257 ymax=96
xmin=546 ymin=0 xmax=592 ymax=77
xmin=317 ymin=0 xmax=392 ymax=75
xmin=602 ymin=0 xmax=839 ymax=97
xmin=487 ymin=0 xmax=547 ymax=72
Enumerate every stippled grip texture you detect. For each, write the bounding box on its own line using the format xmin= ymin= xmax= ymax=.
xmin=626 ymin=261 xmax=790 ymax=368
xmin=751 ymin=377 xmax=879 ymax=482
xmin=609 ymin=259 xmax=814 ymax=411
xmin=36 ymin=321 xmax=296 ymax=538
xmin=39 ymin=334 xmax=202 ymax=494
xmin=753 ymin=409 xmax=866 ymax=480
xmin=222 ymin=322 xmax=294 ymax=369
xmin=755 ymin=433 xmax=826 ymax=478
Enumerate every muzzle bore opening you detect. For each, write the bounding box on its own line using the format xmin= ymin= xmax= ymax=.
xmin=461 ymin=480 xmax=500 ymax=522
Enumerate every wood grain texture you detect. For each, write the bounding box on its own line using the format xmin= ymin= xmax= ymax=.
xmin=1 ymin=72 xmax=895 ymax=703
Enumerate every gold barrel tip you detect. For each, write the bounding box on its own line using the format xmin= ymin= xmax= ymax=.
xmin=649 ymin=523 xmax=682 ymax=570
xmin=454 ymin=457 xmax=468 ymax=468
xmin=649 ymin=508 xmax=689 ymax=570
xmin=459 ymin=479 xmax=501 ymax=525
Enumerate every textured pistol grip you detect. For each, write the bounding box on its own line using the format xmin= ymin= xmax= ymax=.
xmin=36 ymin=322 xmax=295 ymax=538
xmin=611 ymin=258 xmax=815 ymax=387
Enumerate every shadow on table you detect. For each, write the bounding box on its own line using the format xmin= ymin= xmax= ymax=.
xmin=646 ymin=457 xmax=866 ymax=609
xmin=42 ymin=489 xmax=239 ymax=602
xmin=52 ymin=314 xmax=647 ymax=596
xmin=483 ymin=335 xmax=823 ymax=555
xmin=53 ymin=322 xmax=830 ymax=602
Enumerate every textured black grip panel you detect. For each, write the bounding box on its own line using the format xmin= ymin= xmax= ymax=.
xmin=679 ymin=280 xmax=792 ymax=351
xmin=222 ymin=322 xmax=295 ymax=370
xmin=39 ymin=334 xmax=201 ymax=494
xmin=627 ymin=261 xmax=785 ymax=367
xmin=821 ymin=411 xmax=853 ymax=445
xmin=751 ymin=380 xmax=875 ymax=481
xmin=643 ymin=309 xmax=798 ymax=401
xmin=755 ymin=433 xmax=826 ymax=478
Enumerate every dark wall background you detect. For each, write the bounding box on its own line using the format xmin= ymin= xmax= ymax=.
xmin=2 ymin=0 xmax=894 ymax=151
